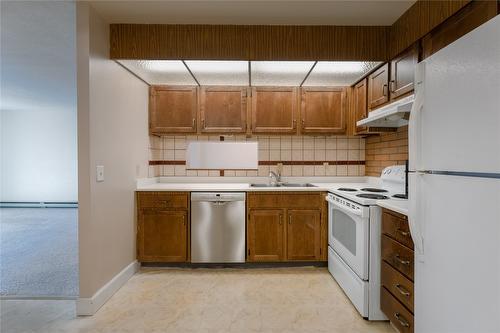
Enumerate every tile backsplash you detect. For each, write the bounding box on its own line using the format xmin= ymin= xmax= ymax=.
xmin=149 ymin=135 xmax=365 ymax=177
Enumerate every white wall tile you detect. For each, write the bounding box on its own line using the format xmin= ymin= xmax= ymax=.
xmin=337 ymin=150 xmax=348 ymax=161
xmin=269 ymin=137 xmax=280 ymax=149
xmin=303 ymin=165 xmax=315 ymax=176
xmin=314 ymin=165 xmax=325 ymax=176
xmin=186 ymin=170 xmax=198 ymax=176
xmin=348 ymin=137 xmax=360 ymax=149
xmin=292 ymin=150 xmax=303 ymax=161
xmin=303 ymin=150 xmax=314 ymax=161
xmin=325 ymin=137 xmax=336 ymax=149
xmin=174 ymin=149 xmax=185 ymax=161
xmin=325 ymin=150 xmax=336 ymax=161
xmin=174 ymin=165 xmax=186 ymax=176
xmin=163 ymin=165 xmax=175 ymax=176
xmin=270 ymin=150 xmax=280 ymax=160
xmin=224 ymin=170 xmax=236 ymax=177
xmin=337 ymin=137 xmax=348 ymax=149
xmin=164 ymin=137 xmax=175 ymax=149
xmin=292 ymin=137 xmax=303 ymax=150
xmin=258 ymin=136 xmax=269 ymax=149
xmin=197 ymin=170 xmax=209 ymax=176
xmin=303 ymin=137 xmax=314 ymax=149
xmin=337 ymin=165 xmax=348 ymax=176
xmin=348 ymin=150 xmax=360 ymax=161
xmin=164 ymin=150 xmax=174 ymax=160
xmin=209 ymin=170 xmax=220 ymax=177
xmin=326 ymin=165 xmax=337 ymax=176
xmin=280 ymin=137 xmax=292 ymax=149
xmin=348 ymin=165 xmax=359 ymax=176
xmin=292 ymin=165 xmax=303 ymax=176
xmin=280 ymin=150 xmax=291 ymax=161
xmin=314 ymin=150 xmax=325 ymax=161
xmin=282 ymin=165 xmax=292 ymax=176
xmin=258 ymin=149 xmax=270 ymax=161
xmin=314 ymin=137 xmax=326 ymax=149
xmin=258 ymin=165 xmax=270 ymax=176
xmin=174 ymin=136 xmax=186 ymax=149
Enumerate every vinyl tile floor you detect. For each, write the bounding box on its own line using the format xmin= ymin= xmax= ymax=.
xmin=0 ymin=267 xmax=395 ymax=333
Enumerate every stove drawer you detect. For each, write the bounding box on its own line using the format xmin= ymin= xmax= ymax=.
xmin=381 ymin=286 xmax=414 ymax=333
xmin=382 ymin=234 xmax=414 ymax=281
xmin=382 ymin=209 xmax=414 ymax=250
xmin=381 ymin=261 xmax=414 ymax=312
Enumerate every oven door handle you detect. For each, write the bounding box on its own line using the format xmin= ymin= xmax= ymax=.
xmin=326 ymin=196 xmax=364 ymax=217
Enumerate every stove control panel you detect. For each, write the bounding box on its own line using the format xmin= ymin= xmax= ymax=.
xmin=381 ymin=165 xmax=406 ymax=183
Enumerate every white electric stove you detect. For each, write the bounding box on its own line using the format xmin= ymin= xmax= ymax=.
xmin=326 ymin=165 xmax=407 ymax=320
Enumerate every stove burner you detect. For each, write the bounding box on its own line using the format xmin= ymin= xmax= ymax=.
xmin=393 ymin=194 xmax=408 ymax=199
xmin=360 ymin=188 xmax=388 ymax=193
xmin=337 ymin=188 xmax=357 ymax=192
xmin=356 ymin=193 xmax=388 ymax=200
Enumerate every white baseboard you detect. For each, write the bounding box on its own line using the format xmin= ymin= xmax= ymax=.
xmin=76 ymin=260 xmax=139 ymax=316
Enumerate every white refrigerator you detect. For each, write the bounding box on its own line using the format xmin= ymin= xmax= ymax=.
xmin=408 ymin=15 xmax=500 ymax=333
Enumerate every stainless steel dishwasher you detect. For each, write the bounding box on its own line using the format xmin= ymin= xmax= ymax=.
xmin=190 ymin=192 xmax=246 ymax=263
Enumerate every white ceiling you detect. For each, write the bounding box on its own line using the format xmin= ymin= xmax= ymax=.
xmin=90 ymin=0 xmax=416 ymax=25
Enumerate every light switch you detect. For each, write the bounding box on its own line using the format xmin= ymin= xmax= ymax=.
xmin=96 ymin=165 xmax=104 ymax=182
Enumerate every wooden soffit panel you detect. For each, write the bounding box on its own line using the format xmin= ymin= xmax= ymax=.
xmin=110 ymin=24 xmax=389 ymax=61
xmin=389 ymin=0 xmax=471 ymax=57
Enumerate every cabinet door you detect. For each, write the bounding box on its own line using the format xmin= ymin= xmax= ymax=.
xmin=149 ymin=86 xmax=197 ymax=134
xmin=368 ymin=63 xmax=389 ymax=110
xmin=247 ymin=209 xmax=284 ymax=262
xmin=200 ymin=87 xmax=247 ymax=133
xmin=251 ymin=87 xmax=297 ymax=134
xmin=286 ymin=209 xmax=321 ymax=261
xmin=300 ymin=88 xmax=346 ymax=134
xmin=390 ymin=45 xmax=418 ymax=100
xmin=353 ymin=79 xmax=368 ymax=134
xmin=138 ymin=209 xmax=187 ymax=262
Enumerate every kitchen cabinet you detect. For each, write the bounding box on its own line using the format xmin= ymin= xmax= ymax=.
xmin=250 ymin=87 xmax=297 ymax=134
xmin=200 ymin=87 xmax=248 ymax=133
xmin=300 ymin=87 xmax=346 ymax=134
xmin=149 ymin=86 xmax=198 ymax=134
xmin=353 ymin=79 xmax=368 ymax=134
xmin=286 ymin=210 xmax=321 ymax=261
xmin=136 ymin=192 xmax=189 ymax=262
xmin=247 ymin=192 xmax=327 ymax=262
xmin=389 ymin=44 xmax=418 ymax=100
xmin=380 ymin=208 xmax=415 ymax=333
xmin=368 ymin=63 xmax=389 ymax=110
xmin=247 ymin=209 xmax=284 ymax=262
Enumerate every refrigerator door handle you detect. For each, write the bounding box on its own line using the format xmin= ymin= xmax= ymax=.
xmin=409 ymin=172 xmax=425 ymax=262
xmin=408 ymin=62 xmax=425 ymax=172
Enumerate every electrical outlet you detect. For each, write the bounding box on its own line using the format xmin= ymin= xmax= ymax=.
xmin=96 ymin=165 xmax=104 ymax=182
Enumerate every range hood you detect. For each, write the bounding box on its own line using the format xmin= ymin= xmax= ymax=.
xmin=357 ymin=94 xmax=414 ymax=127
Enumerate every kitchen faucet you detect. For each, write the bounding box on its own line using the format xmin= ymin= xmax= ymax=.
xmin=269 ymin=170 xmax=282 ymax=186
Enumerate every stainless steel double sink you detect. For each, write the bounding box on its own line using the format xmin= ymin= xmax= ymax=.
xmin=250 ymin=183 xmax=316 ymax=188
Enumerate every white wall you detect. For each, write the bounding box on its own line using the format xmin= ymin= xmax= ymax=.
xmin=77 ymin=3 xmax=149 ymax=300
xmin=0 ymin=1 xmax=78 ymax=202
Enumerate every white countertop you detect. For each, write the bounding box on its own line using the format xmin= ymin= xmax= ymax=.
xmin=376 ymin=199 xmax=408 ymax=216
xmin=136 ymin=176 xmax=376 ymax=192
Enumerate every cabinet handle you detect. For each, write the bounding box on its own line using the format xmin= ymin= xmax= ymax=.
xmin=397 ymin=228 xmax=410 ymax=237
xmin=394 ymin=254 xmax=411 ymax=266
xmin=192 ymin=118 xmax=196 ymax=128
xmin=182 ymin=215 xmax=186 ymax=226
xmin=201 ymin=119 xmax=205 ymax=128
xmin=159 ymin=200 xmax=170 ymax=206
xmin=389 ymin=80 xmax=395 ymax=93
xmin=301 ymin=119 xmax=305 ymax=128
xmin=292 ymin=119 xmax=296 ymax=129
xmin=383 ymin=84 xmax=388 ymax=96
xmin=394 ymin=313 xmax=410 ymax=328
xmin=288 ymin=215 xmax=292 ymax=224
xmin=279 ymin=214 xmax=282 ymax=225
xmin=395 ymin=284 xmax=411 ymax=297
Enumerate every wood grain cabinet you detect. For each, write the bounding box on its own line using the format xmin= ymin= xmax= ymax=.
xmin=149 ymin=86 xmax=198 ymax=134
xmin=368 ymin=63 xmax=389 ymax=110
xmin=380 ymin=208 xmax=415 ymax=333
xmin=247 ymin=209 xmax=285 ymax=262
xmin=300 ymin=87 xmax=346 ymax=134
xmin=287 ymin=210 xmax=321 ymax=261
xmin=247 ymin=192 xmax=327 ymax=262
xmin=250 ymin=87 xmax=297 ymax=134
xmin=136 ymin=192 xmax=189 ymax=262
xmin=390 ymin=44 xmax=418 ymax=100
xmin=200 ymin=87 xmax=248 ymax=133
xmin=353 ymin=79 xmax=368 ymax=134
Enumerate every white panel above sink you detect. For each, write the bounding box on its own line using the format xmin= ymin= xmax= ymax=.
xmin=186 ymin=142 xmax=258 ymax=170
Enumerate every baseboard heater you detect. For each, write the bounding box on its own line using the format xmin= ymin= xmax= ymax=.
xmin=0 ymin=202 xmax=78 ymax=208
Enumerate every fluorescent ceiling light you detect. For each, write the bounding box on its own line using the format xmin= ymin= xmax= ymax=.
xmin=251 ymin=61 xmax=314 ymax=86
xmin=304 ymin=61 xmax=381 ymax=86
xmin=184 ymin=60 xmax=248 ymax=85
xmin=117 ymin=60 xmax=196 ymax=85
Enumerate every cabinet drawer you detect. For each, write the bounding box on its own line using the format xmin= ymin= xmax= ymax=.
xmin=381 ymin=261 xmax=414 ymax=312
xmin=247 ymin=192 xmax=323 ymax=209
xmin=382 ymin=234 xmax=414 ymax=281
xmin=382 ymin=209 xmax=414 ymax=249
xmin=137 ymin=192 xmax=189 ymax=209
xmin=381 ymin=287 xmax=414 ymax=333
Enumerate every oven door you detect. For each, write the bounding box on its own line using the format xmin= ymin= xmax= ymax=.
xmin=327 ymin=196 xmax=370 ymax=280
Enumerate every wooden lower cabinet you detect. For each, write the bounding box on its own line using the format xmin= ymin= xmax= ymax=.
xmin=381 ymin=208 xmax=415 ymax=333
xmin=287 ymin=210 xmax=321 ymax=261
xmin=136 ymin=192 xmax=189 ymax=262
xmin=247 ymin=209 xmax=284 ymax=261
xmin=247 ymin=192 xmax=327 ymax=262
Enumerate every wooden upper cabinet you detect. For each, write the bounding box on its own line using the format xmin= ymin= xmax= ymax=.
xmin=368 ymin=63 xmax=389 ymax=110
xmin=247 ymin=209 xmax=284 ymax=262
xmin=390 ymin=44 xmax=418 ymax=100
xmin=286 ymin=210 xmax=321 ymax=261
xmin=137 ymin=209 xmax=188 ymax=262
xmin=353 ymin=79 xmax=368 ymax=134
xmin=149 ymin=86 xmax=198 ymax=134
xmin=200 ymin=87 xmax=248 ymax=133
xmin=251 ymin=87 xmax=297 ymax=134
xmin=300 ymin=87 xmax=346 ymax=134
